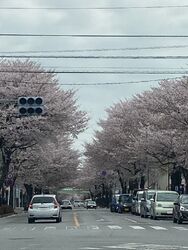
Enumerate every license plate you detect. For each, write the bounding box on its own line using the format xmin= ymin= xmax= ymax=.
xmin=124 ymin=208 xmax=129 ymax=211
xmin=167 ymin=211 xmax=172 ymax=214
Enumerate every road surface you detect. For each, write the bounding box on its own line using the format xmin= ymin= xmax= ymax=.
xmin=0 ymin=207 xmax=188 ymax=250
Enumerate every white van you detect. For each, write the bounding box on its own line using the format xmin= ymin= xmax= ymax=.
xmin=150 ymin=190 xmax=179 ymax=219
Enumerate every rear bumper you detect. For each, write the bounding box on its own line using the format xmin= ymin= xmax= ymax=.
xmin=28 ymin=209 xmax=60 ymax=219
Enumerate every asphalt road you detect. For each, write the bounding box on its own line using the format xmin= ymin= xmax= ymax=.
xmin=0 ymin=208 xmax=188 ymax=250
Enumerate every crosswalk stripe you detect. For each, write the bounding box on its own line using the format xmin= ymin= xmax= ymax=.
xmin=107 ymin=225 xmax=122 ymax=230
xmin=173 ymin=226 xmax=188 ymax=231
xmin=150 ymin=226 xmax=168 ymax=230
xmin=87 ymin=225 xmax=100 ymax=230
xmin=129 ymin=226 xmax=145 ymax=230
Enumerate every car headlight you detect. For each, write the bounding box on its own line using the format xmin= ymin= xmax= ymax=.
xmin=157 ymin=203 xmax=162 ymax=207
xmin=180 ymin=206 xmax=185 ymax=211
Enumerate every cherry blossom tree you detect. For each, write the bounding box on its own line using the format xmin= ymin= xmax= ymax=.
xmin=0 ymin=60 xmax=88 ymax=201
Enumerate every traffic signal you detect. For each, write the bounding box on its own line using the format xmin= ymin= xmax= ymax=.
xmin=18 ymin=97 xmax=44 ymax=116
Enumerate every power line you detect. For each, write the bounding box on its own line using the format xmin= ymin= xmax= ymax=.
xmin=0 ymin=70 xmax=186 ymax=74
xmin=1 ymin=45 xmax=188 ymax=54
xmin=1 ymin=55 xmax=188 ymax=59
xmin=0 ymin=33 xmax=188 ymax=38
xmin=1 ymin=5 xmax=188 ymax=10
xmin=0 ymin=77 xmax=183 ymax=86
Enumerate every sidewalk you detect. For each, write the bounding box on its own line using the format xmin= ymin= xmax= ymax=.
xmin=0 ymin=207 xmax=24 ymax=218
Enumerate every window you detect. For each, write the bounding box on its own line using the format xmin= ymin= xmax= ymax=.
xmin=32 ymin=196 xmax=55 ymax=204
xmin=157 ymin=193 xmax=178 ymax=202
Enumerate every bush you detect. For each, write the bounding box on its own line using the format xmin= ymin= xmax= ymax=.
xmin=0 ymin=205 xmax=14 ymax=215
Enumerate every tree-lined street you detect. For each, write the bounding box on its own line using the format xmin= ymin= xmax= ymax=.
xmin=1 ymin=208 xmax=188 ymax=250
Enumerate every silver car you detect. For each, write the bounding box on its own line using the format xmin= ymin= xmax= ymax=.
xmin=27 ymin=194 xmax=62 ymax=223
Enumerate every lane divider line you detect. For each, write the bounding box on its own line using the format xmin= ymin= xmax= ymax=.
xmin=73 ymin=212 xmax=80 ymax=228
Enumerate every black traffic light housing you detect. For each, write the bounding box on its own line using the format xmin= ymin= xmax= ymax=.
xmin=18 ymin=97 xmax=44 ymax=116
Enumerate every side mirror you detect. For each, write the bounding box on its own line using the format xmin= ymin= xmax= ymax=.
xmin=174 ymin=202 xmax=179 ymax=206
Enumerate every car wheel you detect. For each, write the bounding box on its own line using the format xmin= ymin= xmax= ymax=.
xmin=28 ymin=218 xmax=34 ymax=224
xmin=173 ymin=215 xmax=177 ymax=223
xmin=56 ymin=217 xmax=60 ymax=223
xmin=177 ymin=218 xmax=182 ymax=224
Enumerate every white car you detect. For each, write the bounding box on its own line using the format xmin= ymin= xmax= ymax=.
xmin=61 ymin=200 xmax=73 ymax=209
xmin=135 ymin=191 xmax=144 ymax=215
xmin=150 ymin=190 xmax=179 ymax=220
xmin=27 ymin=194 xmax=62 ymax=223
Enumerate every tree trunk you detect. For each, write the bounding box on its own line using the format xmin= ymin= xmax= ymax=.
xmin=181 ymin=168 xmax=188 ymax=194
xmin=24 ymin=184 xmax=33 ymax=210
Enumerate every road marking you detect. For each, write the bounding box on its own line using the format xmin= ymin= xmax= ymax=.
xmin=130 ymin=225 xmax=145 ymax=230
xmin=44 ymin=226 xmax=56 ymax=231
xmin=66 ymin=226 xmax=77 ymax=230
xmin=150 ymin=226 xmax=168 ymax=230
xmin=107 ymin=225 xmax=122 ymax=230
xmin=73 ymin=212 xmax=80 ymax=228
xmin=31 ymin=227 xmax=36 ymax=231
xmin=124 ymin=217 xmax=137 ymax=223
xmin=96 ymin=218 xmax=104 ymax=222
xmin=80 ymin=248 xmax=102 ymax=250
xmin=87 ymin=225 xmax=100 ymax=230
xmin=173 ymin=226 xmax=188 ymax=231
xmin=103 ymin=243 xmax=188 ymax=249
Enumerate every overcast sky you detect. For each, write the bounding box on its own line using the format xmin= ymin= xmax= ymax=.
xmin=1 ymin=0 xmax=188 ymax=151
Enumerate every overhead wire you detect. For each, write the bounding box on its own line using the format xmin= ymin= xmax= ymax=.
xmin=1 ymin=5 xmax=188 ymax=10
xmin=1 ymin=55 xmax=188 ymax=59
xmin=0 ymin=34 xmax=188 ymax=38
xmin=0 ymin=77 xmax=184 ymax=86
xmin=1 ymin=45 xmax=188 ymax=54
xmin=0 ymin=70 xmax=186 ymax=74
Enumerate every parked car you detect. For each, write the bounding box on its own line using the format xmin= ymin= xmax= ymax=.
xmin=173 ymin=194 xmax=188 ymax=224
xmin=84 ymin=199 xmax=92 ymax=208
xmin=140 ymin=189 xmax=156 ymax=218
xmin=110 ymin=194 xmax=120 ymax=212
xmin=116 ymin=194 xmax=133 ymax=213
xmin=27 ymin=194 xmax=62 ymax=223
xmin=73 ymin=200 xmax=83 ymax=207
xmin=150 ymin=190 xmax=179 ymax=220
xmin=61 ymin=200 xmax=73 ymax=209
xmin=86 ymin=200 xmax=97 ymax=209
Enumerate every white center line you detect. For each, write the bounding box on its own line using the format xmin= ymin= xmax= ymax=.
xmin=150 ymin=226 xmax=168 ymax=230
xmin=130 ymin=225 xmax=145 ymax=230
xmin=107 ymin=225 xmax=122 ymax=230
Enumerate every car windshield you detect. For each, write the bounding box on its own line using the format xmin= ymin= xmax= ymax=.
xmin=88 ymin=201 xmax=95 ymax=204
xmin=147 ymin=192 xmax=155 ymax=200
xmin=137 ymin=193 xmax=143 ymax=200
xmin=62 ymin=201 xmax=70 ymax=204
xmin=181 ymin=196 xmax=188 ymax=204
xmin=121 ymin=195 xmax=132 ymax=202
xmin=157 ymin=193 xmax=178 ymax=202
xmin=32 ymin=197 xmax=55 ymax=204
